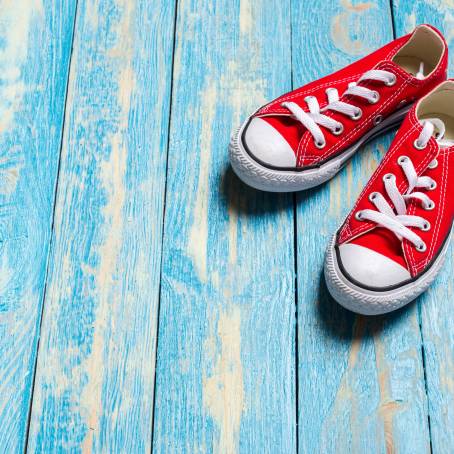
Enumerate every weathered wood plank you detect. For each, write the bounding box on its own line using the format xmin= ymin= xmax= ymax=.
xmin=27 ymin=0 xmax=176 ymax=451
xmin=0 ymin=1 xmax=76 ymax=452
xmin=392 ymin=2 xmax=454 ymax=451
xmin=152 ymin=0 xmax=296 ymax=452
xmin=293 ymin=2 xmax=430 ymax=452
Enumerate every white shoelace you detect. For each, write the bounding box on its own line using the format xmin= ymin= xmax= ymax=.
xmin=281 ymin=69 xmax=397 ymax=148
xmin=356 ymin=120 xmax=443 ymax=252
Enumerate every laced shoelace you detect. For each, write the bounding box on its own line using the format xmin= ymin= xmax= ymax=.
xmin=281 ymin=69 xmax=397 ymax=148
xmin=355 ymin=120 xmax=443 ymax=252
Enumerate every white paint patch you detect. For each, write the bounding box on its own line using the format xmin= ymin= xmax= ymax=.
xmin=331 ymin=0 xmax=375 ymax=56
xmin=203 ymin=308 xmax=244 ymax=454
xmin=0 ymin=0 xmax=43 ymax=133
xmin=187 ymin=82 xmax=216 ymax=282
xmin=404 ymin=12 xmax=416 ymax=33
xmin=239 ymin=0 xmax=253 ymax=35
xmin=78 ymin=1 xmax=136 ymax=450
xmin=0 ymin=0 xmax=43 ymax=194
xmin=0 ymin=152 xmax=24 ymax=195
xmin=374 ymin=334 xmax=400 ymax=453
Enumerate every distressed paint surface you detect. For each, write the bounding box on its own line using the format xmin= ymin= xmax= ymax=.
xmin=27 ymin=0 xmax=176 ymax=452
xmin=293 ymin=1 xmax=430 ymax=452
xmin=152 ymin=0 xmax=296 ymax=452
xmin=392 ymin=2 xmax=454 ymax=451
xmin=0 ymin=0 xmax=452 ymax=452
xmin=0 ymin=1 xmax=76 ymax=452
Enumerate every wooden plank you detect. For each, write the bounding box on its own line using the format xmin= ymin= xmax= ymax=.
xmin=391 ymin=3 xmax=454 ymax=452
xmin=26 ymin=0 xmax=176 ymax=451
xmin=293 ymin=2 xmax=430 ymax=452
xmin=152 ymin=0 xmax=296 ymax=452
xmin=0 ymin=1 xmax=76 ymax=452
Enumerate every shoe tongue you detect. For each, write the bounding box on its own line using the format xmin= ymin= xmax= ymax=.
xmin=415 ymin=62 xmax=425 ymax=80
xmin=419 ymin=117 xmax=454 ymax=147
xmin=392 ymin=59 xmax=426 ymax=79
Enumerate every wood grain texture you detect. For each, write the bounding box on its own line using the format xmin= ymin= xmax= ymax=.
xmin=27 ymin=0 xmax=176 ymax=451
xmin=0 ymin=1 xmax=76 ymax=452
xmin=293 ymin=2 xmax=430 ymax=452
xmin=392 ymin=2 xmax=454 ymax=452
xmin=152 ymin=0 xmax=296 ymax=452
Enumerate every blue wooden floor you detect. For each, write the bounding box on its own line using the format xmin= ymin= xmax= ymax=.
xmin=1 ymin=0 xmax=453 ymax=452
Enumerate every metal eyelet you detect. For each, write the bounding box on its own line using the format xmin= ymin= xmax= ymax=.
xmin=373 ymin=115 xmax=383 ymax=125
xmin=332 ymin=123 xmax=344 ymax=136
xmin=428 ymin=159 xmax=438 ymax=169
xmin=369 ymin=91 xmax=380 ymax=104
xmin=383 ymin=173 xmax=394 ymax=182
xmin=428 ymin=180 xmax=437 ymax=190
xmin=421 ymin=221 xmax=431 ymax=232
xmin=355 ymin=211 xmax=364 ymax=221
xmin=385 ymin=75 xmax=397 ymax=86
xmin=416 ymin=242 xmax=427 ymax=252
xmin=351 ymin=108 xmax=362 ymax=120
xmin=397 ymin=155 xmax=409 ymax=165
xmin=369 ymin=192 xmax=379 ymax=202
xmin=424 ymin=200 xmax=436 ymax=211
xmin=414 ymin=139 xmax=427 ymax=150
xmin=314 ymin=139 xmax=326 ymax=149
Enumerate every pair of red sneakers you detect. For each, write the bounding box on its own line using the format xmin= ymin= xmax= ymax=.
xmin=229 ymin=25 xmax=453 ymax=315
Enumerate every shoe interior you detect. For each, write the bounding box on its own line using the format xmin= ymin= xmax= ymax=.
xmin=417 ymin=80 xmax=454 ymax=142
xmin=392 ymin=25 xmax=445 ymax=78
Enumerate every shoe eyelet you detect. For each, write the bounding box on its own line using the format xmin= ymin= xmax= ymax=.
xmin=428 ymin=159 xmax=438 ymax=169
xmin=424 ymin=200 xmax=436 ymax=211
xmin=332 ymin=123 xmax=344 ymax=136
xmin=355 ymin=211 xmax=364 ymax=221
xmin=414 ymin=139 xmax=426 ymax=150
xmin=369 ymin=192 xmax=379 ymax=202
xmin=369 ymin=91 xmax=380 ymax=104
xmin=397 ymin=155 xmax=409 ymax=165
xmin=383 ymin=173 xmax=394 ymax=182
xmin=373 ymin=115 xmax=383 ymax=125
xmin=416 ymin=242 xmax=427 ymax=252
xmin=385 ymin=75 xmax=397 ymax=86
xmin=428 ymin=180 xmax=437 ymax=190
xmin=314 ymin=139 xmax=326 ymax=149
xmin=421 ymin=221 xmax=431 ymax=232
xmin=351 ymin=108 xmax=362 ymax=120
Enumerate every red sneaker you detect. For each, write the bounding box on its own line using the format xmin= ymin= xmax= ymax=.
xmin=230 ymin=25 xmax=447 ymax=192
xmin=325 ymin=81 xmax=454 ymax=315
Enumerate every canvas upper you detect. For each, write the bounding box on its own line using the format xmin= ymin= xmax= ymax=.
xmin=242 ymin=24 xmax=448 ymax=170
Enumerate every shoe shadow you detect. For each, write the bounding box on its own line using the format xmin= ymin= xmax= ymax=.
xmin=219 ymin=163 xmax=330 ymax=217
xmin=219 ymin=164 xmax=294 ymax=217
xmin=316 ymin=271 xmax=417 ymax=341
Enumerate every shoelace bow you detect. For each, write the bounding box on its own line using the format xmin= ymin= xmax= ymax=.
xmin=281 ymin=69 xmax=397 ymax=148
xmin=356 ymin=120 xmax=443 ymax=252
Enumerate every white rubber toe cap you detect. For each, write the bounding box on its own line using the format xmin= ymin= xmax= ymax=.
xmin=243 ymin=117 xmax=297 ymax=168
xmin=338 ymin=243 xmax=411 ymax=288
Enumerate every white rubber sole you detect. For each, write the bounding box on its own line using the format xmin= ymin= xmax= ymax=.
xmin=229 ymin=106 xmax=410 ymax=192
xmin=324 ymin=233 xmax=451 ymax=315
